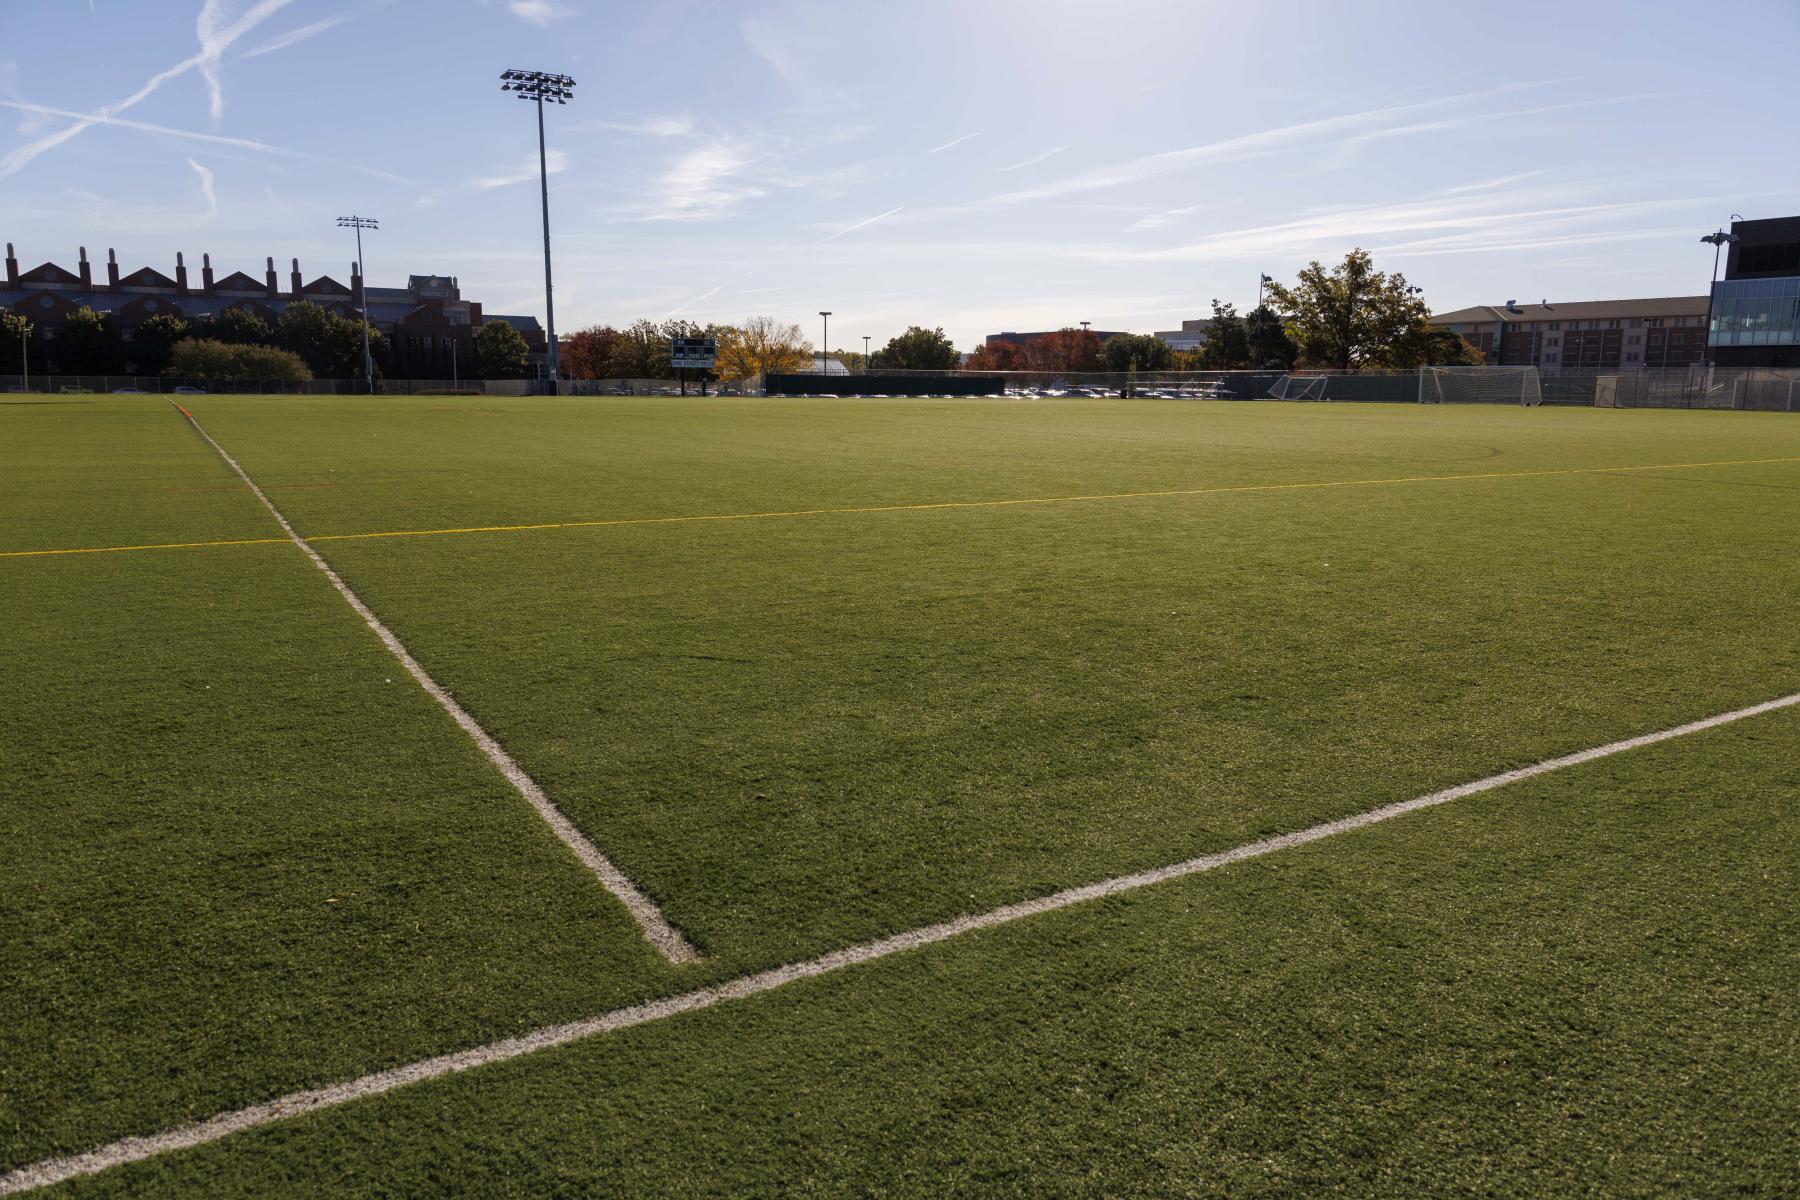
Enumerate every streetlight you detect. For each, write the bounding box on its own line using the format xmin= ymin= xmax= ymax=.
xmin=500 ymin=68 xmax=576 ymax=392
xmin=1700 ymin=225 xmax=1741 ymax=363
xmin=819 ymin=311 xmax=831 ymax=374
xmin=336 ymin=216 xmax=378 ymax=393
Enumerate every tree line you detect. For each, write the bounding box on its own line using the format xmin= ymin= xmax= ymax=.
xmin=562 ymin=318 xmax=966 ymax=381
xmin=0 ymin=301 xmax=535 ymax=382
xmin=968 ymin=251 xmax=1481 ymax=374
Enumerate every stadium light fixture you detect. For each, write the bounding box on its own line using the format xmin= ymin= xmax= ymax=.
xmin=1258 ymin=273 xmax=1273 ymax=309
xmin=819 ymin=311 xmax=831 ymax=374
xmin=1700 ymin=225 xmax=1742 ymax=364
xmin=336 ymin=216 xmax=378 ymax=394
xmin=863 ymin=335 xmax=870 ymax=371
xmin=500 ymin=68 xmax=577 ymax=392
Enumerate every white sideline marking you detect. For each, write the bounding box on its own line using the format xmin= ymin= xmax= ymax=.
xmin=6 ymin=686 xmax=1797 ymax=1196
xmin=166 ymin=402 xmax=699 ymax=965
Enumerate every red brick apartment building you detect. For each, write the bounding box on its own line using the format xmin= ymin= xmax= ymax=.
xmin=1428 ymin=296 xmax=1710 ymax=372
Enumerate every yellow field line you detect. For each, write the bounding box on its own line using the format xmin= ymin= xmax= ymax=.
xmin=0 ymin=535 xmax=292 ymax=558
xmin=6 ymin=453 xmax=1799 ymax=561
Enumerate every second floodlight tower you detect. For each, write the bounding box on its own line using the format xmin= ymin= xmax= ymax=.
xmin=500 ymin=68 xmax=575 ymax=391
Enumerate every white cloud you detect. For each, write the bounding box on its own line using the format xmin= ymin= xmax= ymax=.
xmin=928 ymin=132 xmax=981 ymax=155
xmin=188 ymin=157 xmax=218 ymax=217
xmin=623 ymin=140 xmax=766 ymax=221
xmin=0 ymin=99 xmax=414 ymax=184
xmin=471 ymin=148 xmax=570 ymax=190
xmin=0 ymin=0 xmax=295 ymax=179
xmin=241 ymin=10 xmax=360 ymax=58
xmin=508 ymin=0 xmax=572 ymax=26
xmin=594 ymin=114 xmax=695 ymax=137
xmin=982 ymin=83 xmax=1552 ymax=208
xmin=999 ymin=145 xmax=1068 ymax=172
xmin=819 ymin=206 xmax=904 ymax=241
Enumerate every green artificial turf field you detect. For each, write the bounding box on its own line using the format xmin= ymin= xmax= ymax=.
xmin=4 ymin=394 xmax=1797 ymax=1196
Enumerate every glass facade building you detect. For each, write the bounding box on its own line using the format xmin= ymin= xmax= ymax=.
xmin=1708 ymin=276 xmax=1800 ymax=349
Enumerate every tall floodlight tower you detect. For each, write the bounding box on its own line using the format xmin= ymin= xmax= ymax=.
xmin=819 ymin=311 xmax=831 ymax=374
xmin=500 ymin=68 xmax=576 ymax=391
xmin=1700 ymin=225 xmax=1741 ymax=364
xmin=337 ymin=216 xmax=378 ymax=393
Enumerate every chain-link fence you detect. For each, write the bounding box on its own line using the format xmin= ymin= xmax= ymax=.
xmin=8 ymin=367 xmax=1800 ymax=410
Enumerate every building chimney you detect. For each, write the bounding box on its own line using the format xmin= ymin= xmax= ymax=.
xmin=78 ymin=246 xmax=92 ymax=291
xmin=202 ymin=253 xmax=216 ymax=294
xmin=5 ymin=243 xmax=17 ymax=288
xmin=175 ymin=252 xmax=189 ymax=295
xmin=106 ymin=248 xmax=121 ymax=290
xmin=290 ymin=257 xmax=303 ymax=299
xmin=265 ymin=256 xmax=279 ymax=298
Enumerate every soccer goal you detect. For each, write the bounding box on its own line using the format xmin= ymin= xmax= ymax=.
xmin=1420 ymin=366 xmax=1543 ymax=406
xmin=1267 ymin=373 xmax=1331 ymax=401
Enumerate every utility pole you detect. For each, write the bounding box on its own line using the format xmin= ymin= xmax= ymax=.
xmin=501 ymin=69 xmax=576 ymax=392
xmin=337 ymin=216 xmax=378 ymax=393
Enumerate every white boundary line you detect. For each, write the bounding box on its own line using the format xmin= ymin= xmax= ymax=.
xmin=166 ymin=402 xmax=699 ymax=965
xmin=6 ymin=685 xmax=1797 ymax=1195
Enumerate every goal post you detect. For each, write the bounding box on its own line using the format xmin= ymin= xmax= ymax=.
xmin=1267 ymin=373 xmax=1330 ymax=401
xmin=1420 ymin=366 xmax=1543 ymax=406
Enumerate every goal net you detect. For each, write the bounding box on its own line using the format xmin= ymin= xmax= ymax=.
xmin=1421 ymin=366 xmax=1543 ymax=406
xmin=1266 ymin=373 xmax=1331 ymax=401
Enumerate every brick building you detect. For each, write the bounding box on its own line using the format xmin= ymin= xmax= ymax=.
xmin=2 ymin=243 xmax=546 ymax=377
xmin=1428 ymin=296 xmax=1710 ymax=372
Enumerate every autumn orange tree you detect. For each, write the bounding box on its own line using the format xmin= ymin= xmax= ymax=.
xmin=713 ymin=316 xmax=812 ymax=381
xmin=1024 ymin=327 xmax=1100 ymax=372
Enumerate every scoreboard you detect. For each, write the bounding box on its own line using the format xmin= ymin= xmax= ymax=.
xmin=670 ymin=337 xmax=717 ymax=370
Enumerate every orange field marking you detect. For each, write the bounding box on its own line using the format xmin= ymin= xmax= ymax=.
xmin=5 ymin=453 xmax=1799 ymax=561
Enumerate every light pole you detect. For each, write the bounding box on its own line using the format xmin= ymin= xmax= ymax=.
xmin=1258 ymin=273 xmax=1272 ymax=310
xmin=1700 ymin=225 xmax=1741 ymax=364
xmin=863 ymin=334 xmax=870 ymax=372
xmin=17 ymin=318 xmax=27 ymax=392
xmin=819 ymin=311 xmax=831 ymax=374
xmin=501 ymin=68 xmax=576 ymax=392
xmin=337 ymin=216 xmax=378 ymax=393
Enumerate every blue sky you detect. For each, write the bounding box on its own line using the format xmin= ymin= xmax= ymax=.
xmin=2 ymin=0 xmax=1796 ymax=348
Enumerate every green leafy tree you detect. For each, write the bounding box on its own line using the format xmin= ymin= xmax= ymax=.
xmin=1414 ymin=325 xmax=1486 ymax=366
xmin=602 ymin=318 xmax=704 ymax=379
xmin=0 ymin=311 xmax=34 ymax=375
xmin=131 ymin=313 xmax=190 ymax=375
xmin=1098 ymin=332 xmax=1174 ymax=372
xmin=49 ymin=306 xmax=124 ymax=373
xmin=166 ymin=338 xmax=312 ymax=382
xmin=473 ymin=319 xmax=531 ymax=379
xmin=213 ymin=306 xmax=273 ymax=345
xmin=1195 ymin=300 xmax=1251 ymax=369
xmin=871 ymin=325 xmax=959 ymax=371
xmin=275 ymin=299 xmax=383 ymax=378
xmin=1245 ymin=304 xmax=1299 ymax=370
xmin=1263 ymin=249 xmax=1430 ymax=371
